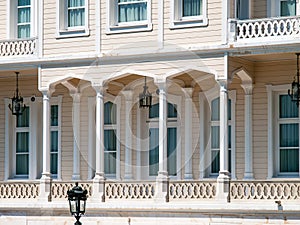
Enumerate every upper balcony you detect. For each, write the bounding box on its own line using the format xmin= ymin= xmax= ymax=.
xmin=228 ymin=16 xmax=300 ymax=46
xmin=0 ymin=37 xmax=38 ymax=58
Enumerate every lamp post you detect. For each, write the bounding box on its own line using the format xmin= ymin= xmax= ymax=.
xmin=67 ymin=182 xmax=88 ymax=225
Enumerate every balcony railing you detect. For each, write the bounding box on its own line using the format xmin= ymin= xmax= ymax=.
xmin=228 ymin=16 xmax=300 ymax=43
xmin=0 ymin=37 xmax=37 ymax=57
xmin=0 ymin=181 xmax=39 ymax=199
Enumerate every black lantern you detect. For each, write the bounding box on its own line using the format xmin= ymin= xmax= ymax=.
xmin=8 ymin=72 xmax=26 ymax=116
xmin=288 ymin=53 xmax=300 ymax=106
xmin=139 ymin=76 xmax=152 ymax=108
xmin=67 ymin=182 xmax=88 ymax=225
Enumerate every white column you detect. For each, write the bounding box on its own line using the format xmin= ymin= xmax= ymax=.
xmin=123 ymin=90 xmax=133 ymax=179
xmin=184 ymin=88 xmax=193 ymax=179
xmin=71 ymin=93 xmax=81 ymax=180
xmin=242 ymin=84 xmax=254 ymax=179
xmin=92 ymin=86 xmax=105 ymax=202
xmin=154 ymin=79 xmax=169 ymax=202
xmin=158 ymin=83 xmax=168 ymax=177
xmin=199 ymin=92 xmax=205 ymax=179
xmin=88 ymin=97 xmax=96 ymax=179
xmin=39 ymin=90 xmax=51 ymax=202
xmin=219 ymin=81 xmax=229 ymax=176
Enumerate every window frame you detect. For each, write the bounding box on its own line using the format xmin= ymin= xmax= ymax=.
xmin=145 ymin=94 xmax=182 ymax=180
xmin=170 ymin=0 xmax=208 ymax=29
xmin=56 ymin=0 xmax=89 ymax=38
xmin=268 ymin=0 xmax=299 ymax=17
xmin=106 ymin=0 xmax=152 ymax=34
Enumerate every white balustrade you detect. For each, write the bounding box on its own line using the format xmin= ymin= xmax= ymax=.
xmin=105 ymin=182 xmax=155 ymax=200
xmin=0 ymin=182 xmax=39 ymax=199
xmin=169 ymin=181 xmax=217 ymax=200
xmin=51 ymin=181 xmax=92 ymax=200
xmin=231 ymin=181 xmax=300 ymax=200
xmin=0 ymin=38 xmax=37 ymax=57
xmin=229 ymin=16 xmax=300 ymax=42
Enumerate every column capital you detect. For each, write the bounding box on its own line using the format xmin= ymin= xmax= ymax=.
xmin=217 ymin=79 xmax=228 ymax=91
xmin=241 ymin=83 xmax=253 ymax=95
xmin=93 ymin=85 xmax=107 ymax=94
xmin=70 ymin=92 xmax=82 ymax=103
xmin=183 ymin=87 xmax=193 ymax=98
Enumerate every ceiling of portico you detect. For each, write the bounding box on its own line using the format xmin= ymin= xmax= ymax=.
xmin=233 ymin=52 xmax=297 ymax=63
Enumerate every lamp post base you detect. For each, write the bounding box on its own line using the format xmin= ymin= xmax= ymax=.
xmin=75 ymin=220 xmax=82 ymax=225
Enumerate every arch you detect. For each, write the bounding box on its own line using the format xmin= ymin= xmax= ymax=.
xmin=164 ymin=66 xmax=218 ymax=81
xmin=232 ymin=67 xmax=253 ymax=94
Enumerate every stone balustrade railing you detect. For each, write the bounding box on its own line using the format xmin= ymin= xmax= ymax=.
xmin=0 ymin=37 xmax=37 ymax=57
xmin=105 ymin=181 xmax=155 ymax=200
xmin=230 ymin=180 xmax=300 ymax=200
xmin=51 ymin=181 xmax=92 ymax=200
xmin=228 ymin=16 xmax=300 ymax=43
xmin=0 ymin=181 xmax=39 ymax=199
xmin=169 ymin=180 xmax=217 ymax=200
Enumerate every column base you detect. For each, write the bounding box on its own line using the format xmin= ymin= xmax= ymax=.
xmin=72 ymin=174 xmax=81 ymax=180
xmin=39 ymin=173 xmax=52 ymax=202
xmin=91 ymin=173 xmax=106 ymax=203
xmin=243 ymin=172 xmax=254 ymax=180
xmin=154 ymin=171 xmax=169 ymax=202
xmin=184 ymin=173 xmax=193 ymax=180
xmin=216 ymin=171 xmax=230 ymax=203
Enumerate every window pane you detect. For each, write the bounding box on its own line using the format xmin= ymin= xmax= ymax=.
xmin=16 ymin=132 xmax=29 ymax=153
xmin=281 ymin=0 xmax=296 ymax=16
xmin=17 ymin=106 xmax=29 ymax=127
xmin=18 ymin=8 xmax=30 ymax=23
xmin=236 ymin=0 xmax=249 ymax=19
xmin=104 ymin=130 xmax=117 ymax=151
xmin=211 ymin=98 xmax=219 ymax=121
xmin=18 ymin=0 xmax=30 ymax=6
xmin=104 ymin=152 xmax=116 ymax=174
xmin=118 ymin=1 xmax=147 ymax=23
xmin=51 ymin=105 xmax=58 ymax=126
xmin=68 ymin=9 xmax=85 ymax=27
xmin=280 ymin=124 xmax=298 ymax=147
xmin=168 ymin=103 xmax=177 ymax=118
xmin=211 ymin=150 xmax=219 ymax=173
xmin=51 ymin=131 xmax=58 ymax=152
xmin=149 ymin=103 xmax=159 ymax=118
xmin=183 ymin=0 xmax=202 ymax=17
xmin=16 ymin=154 xmax=29 ymax=175
xmin=68 ymin=0 xmax=85 ymax=7
xmin=228 ymin=125 xmax=231 ymax=149
xmin=149 ymin=128 xmax=159 ymax=176
xmin=104 ymin=102 xmax=117 ymax=124
xmin=50 ymin=153 xmax=58 ymax=174
xmin=280 ymin=95 xmax=298 ymax=118
xmin=280 ymin=149 xmax=299 ymax=172
xmin=211 ymin=126 xmax=220 ymax=149
xmin=149 ymin=103 xmax=177 ymax=118
xmin=167 ymin=128 xmax=177 ymax=176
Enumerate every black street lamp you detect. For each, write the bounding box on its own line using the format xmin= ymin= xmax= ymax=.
xmin=288 ymin=53 xmax=300 ymax=106
xmin=139 ymin=76 xmax=152 ymax=108
xmin=8 ymin=72 xmax=26 ymax=116
xmin=67 ymin=182 xmax=88 ymax=225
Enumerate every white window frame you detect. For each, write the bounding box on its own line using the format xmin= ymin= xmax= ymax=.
xmin=4 ymin=96 xmax=62 ymax=180
xmin=145 ymin=94 xmax=182 ymax=180
xmin=56 ymin=0 xmax=89 ymax=38
xmin=202 ymin=86 xmax=236 ymax=179
xmin=267 ymin=84 xmax=300 ymax=178
xmin=268 ymin=0 xmax=299 ymax=17
xmin=170 ymin=0 xmax=208 ymax=29
xmin=7 ymin=0 xmax=37 ymax=39
xmin=106 ymin=0 xmax=152 ymax=34
xmin=50 ymin=96 xmax=62 ymax=180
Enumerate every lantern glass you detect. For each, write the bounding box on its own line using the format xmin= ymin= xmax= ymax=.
xmin=69 ymin=199 xmax=77 ymax=214
xmin=79 ymin=199 xmax=86 ymax=213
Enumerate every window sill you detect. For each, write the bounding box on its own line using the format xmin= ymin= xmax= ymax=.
xmin=106 ymin=22 xmax=153 ymax=34
xmin=56 ymin=28 xmax=90 ymax=39
xmin=170 ymin=18 xmax=208 ymax=29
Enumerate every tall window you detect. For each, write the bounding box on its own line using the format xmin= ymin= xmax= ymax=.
xmin=236 ymin=0 xmax=249 ymax=19
xmin=148 ymin=103 xmax=178 ymax=176
xmin=68 ymin=0 xmax=85 ymax=27
xmin=50 ymin=105 xmax=59 ymax=176
xmin=118 ymin=0 xmax=147 ymax=23
xmin=182 ymin=0 xmax=202 ymax=17
xmin=15 ymin=106 xmax=30 ymax=177
xmin=17 ymin=0 xmax=31 ymax=38
xmin=278 ymin=95 xmax=299 ymax=174
xmin=210 ymin=98 xmax=232 ymax=175
xmin=280 ymin=0 xmax=296 ymax=16
xmin=104 ymin=102 xmax=117 ymax=176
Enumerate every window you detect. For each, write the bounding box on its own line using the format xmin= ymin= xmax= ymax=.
xmin=15 ymin=106 xmax=30 ymax=177
xmin=50 ymin=105 xmax=60 ymax=177
xmin=104 ymin=101 xmax=117 ymax=177
xmin=236 ymin=0 xmax=250 ymax=19
xmin=17 ymin=0 xmax=31 ymax=38
xmin=57 ymin=0 xmax=89 ymax=38
xmin=170 ymin=0 xmax=207 ymax=29
xmin=269 ymin=0 xmax=297 ymax=17
xmin=107 ymin=0 xmax=152 ymax=33
xmin=148 ymin=103 xmax=179 ymax=177
xmin=210 ymin=98 xmax=232 ymax=175
xmin=278 ymin=94 xmax=299 ymax=174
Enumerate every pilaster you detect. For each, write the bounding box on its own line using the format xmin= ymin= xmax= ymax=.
xmin=184 ymin=88 xmax=193 ymax=179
